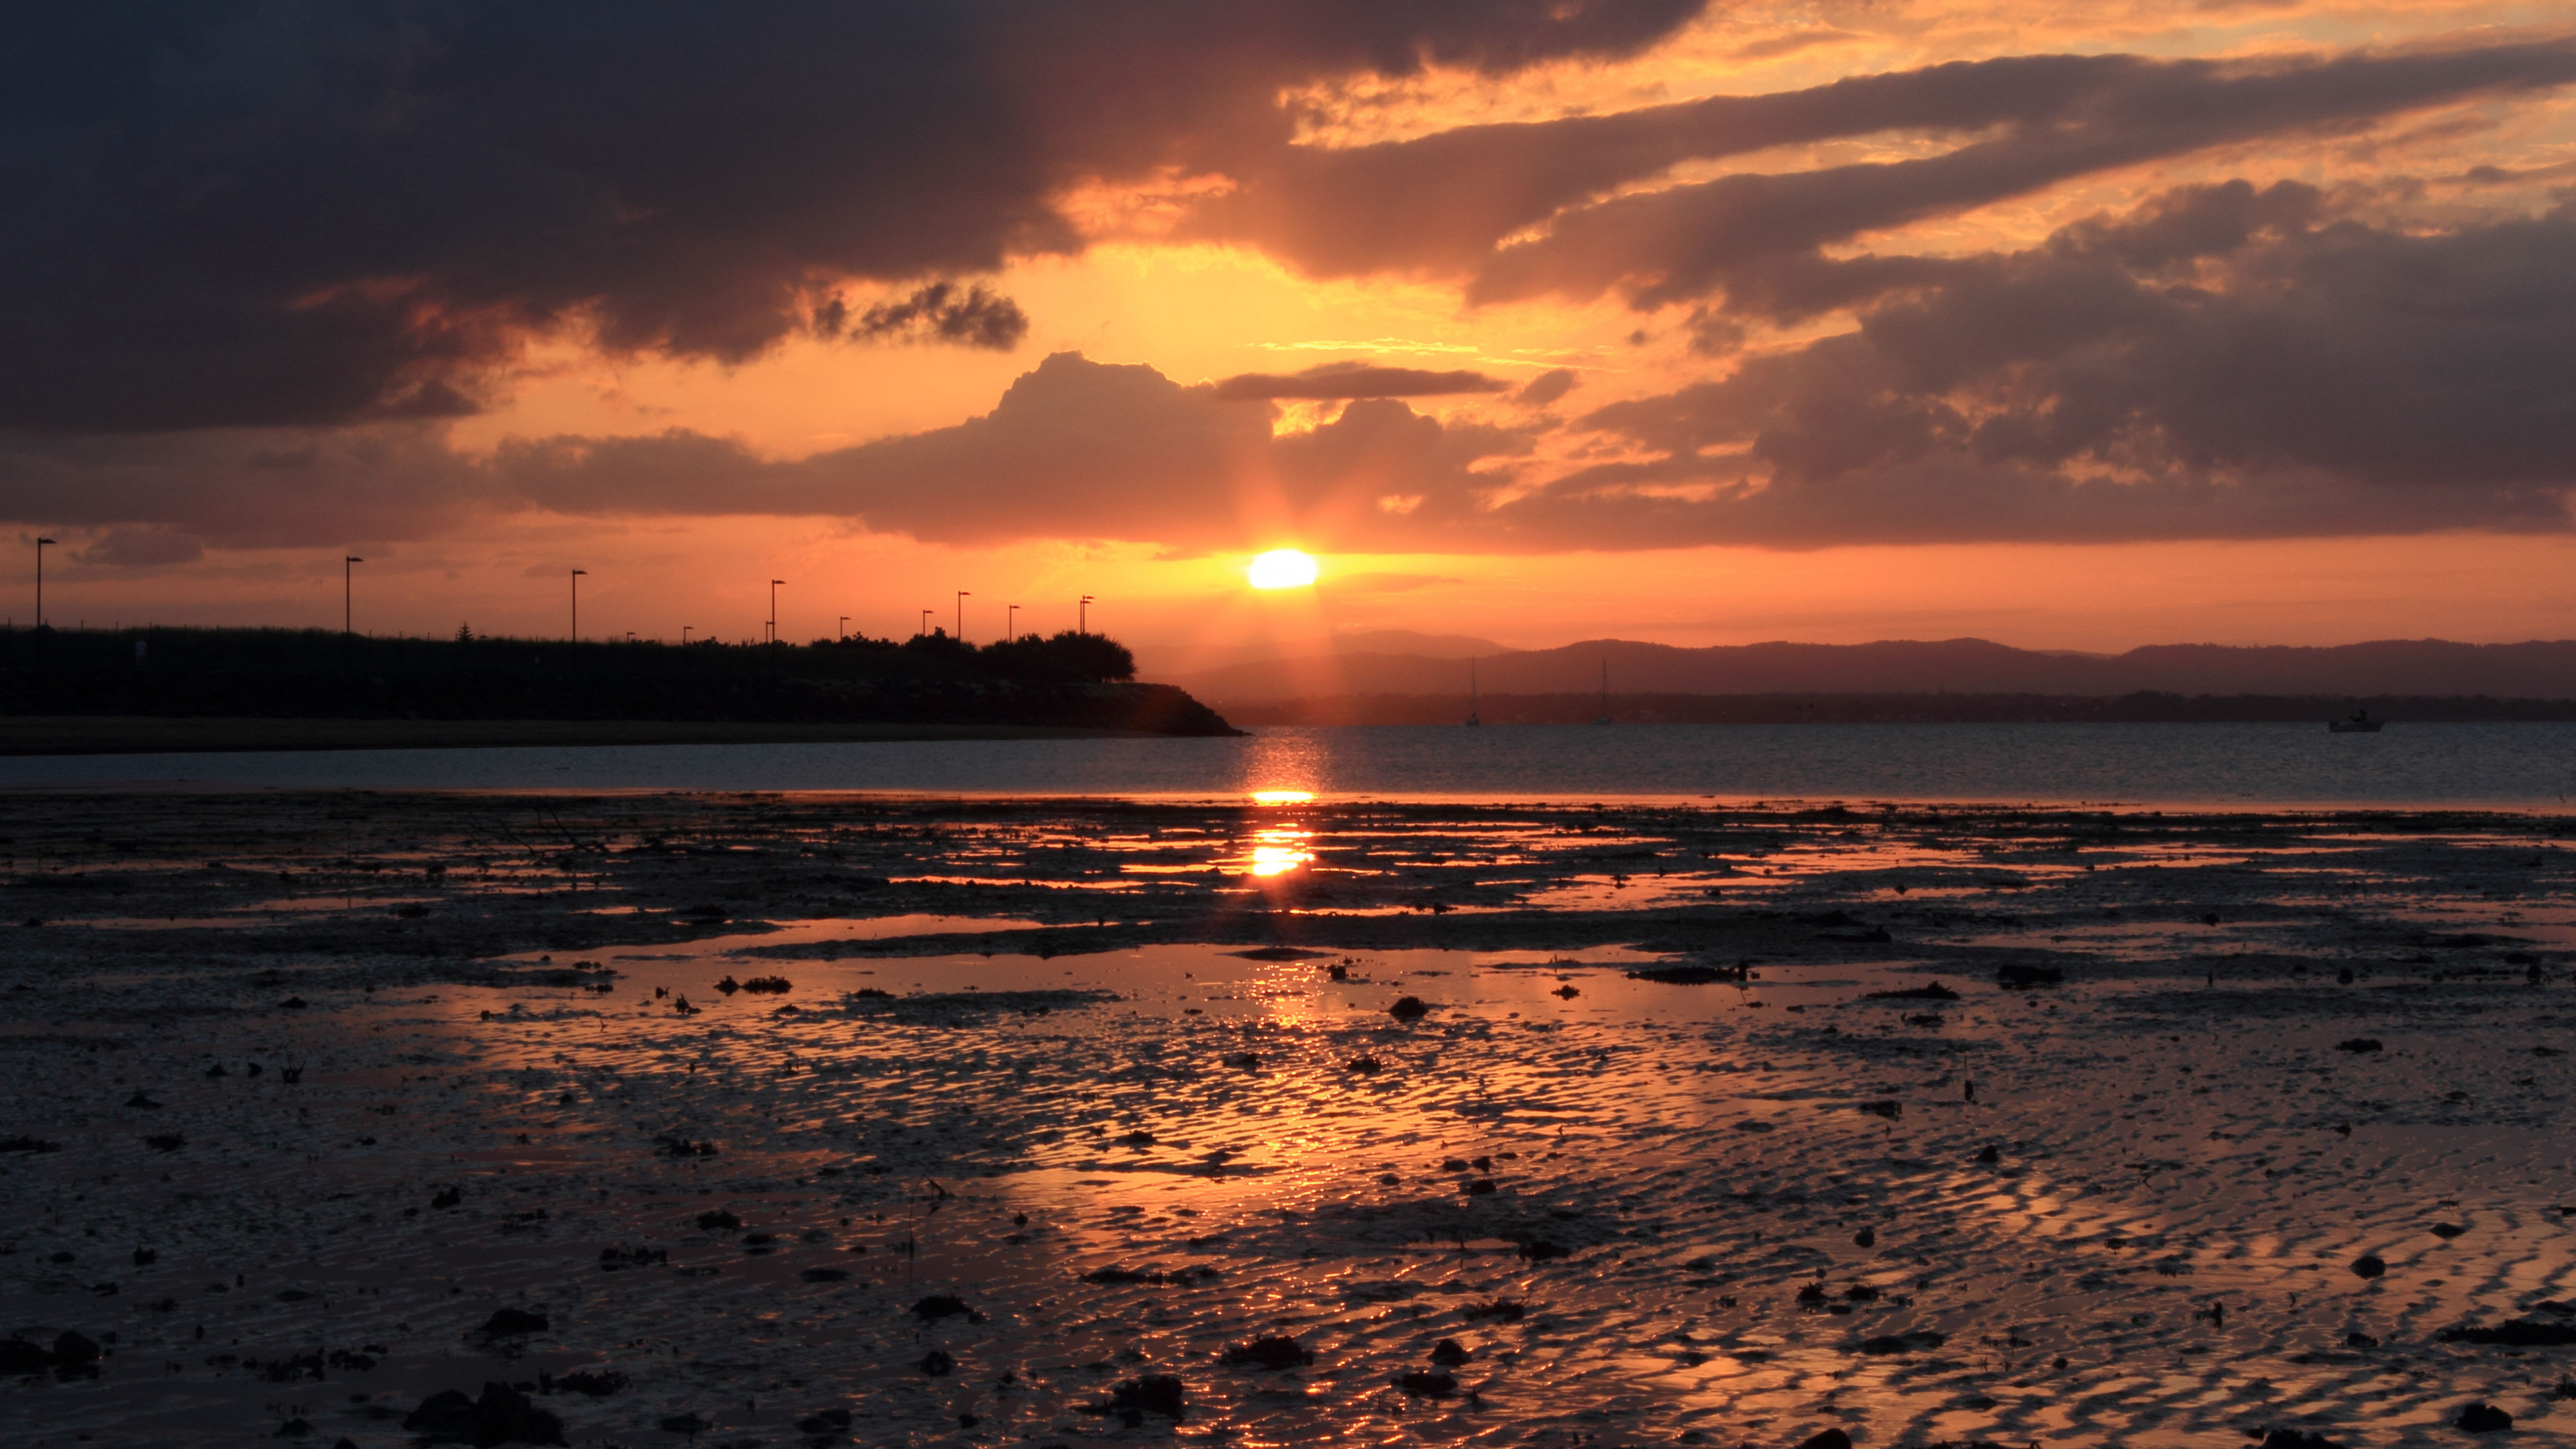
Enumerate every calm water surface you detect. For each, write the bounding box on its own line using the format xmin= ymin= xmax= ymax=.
xmin=3 ymin=721 xmax=2571 ymax=806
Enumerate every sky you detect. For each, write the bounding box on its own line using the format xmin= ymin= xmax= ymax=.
xmin=5 ymin=0 xmax=2576 ymax=675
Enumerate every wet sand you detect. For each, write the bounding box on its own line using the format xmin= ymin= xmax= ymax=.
xmin=1 ymin=791 xmax=2571 ymax=1448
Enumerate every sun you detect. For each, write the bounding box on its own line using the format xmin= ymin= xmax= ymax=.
xmin=1248 ymin=548 xmax=1318 ymax=590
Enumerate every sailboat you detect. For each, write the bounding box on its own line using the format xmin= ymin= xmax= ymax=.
xmin=1464 ymin=657 xmax=1482 ymax=727
xmin=1595 ymin=658 xmax=1612 ymax=724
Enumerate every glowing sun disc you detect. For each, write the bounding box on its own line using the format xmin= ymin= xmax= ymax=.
xmin=1248 ymin=549 xmax=1318 ymax=589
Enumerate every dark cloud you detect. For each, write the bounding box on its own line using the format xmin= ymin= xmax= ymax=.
xmin=0 ymin=1 xmax=1703 ymax=434
xmin=481 ymin=352 xmax=1534 ymax=547
xmin=1177 ymin=38 xmax=2576 ymax=305
xmin=494 ymin=354 xmax=1271 ymax=543
xmin=819 ymin=282 xmax=1030 ymax=350
xmin=1212 ymin=362 xmax=1509 ymax=400
xmin=1466 ymin=39 xmax=2576 ymax=309
xmin=1514 ymin=368 xmax=1580 ymax=407
xmin=1518 ymin=184 xmax=2576 ymax=547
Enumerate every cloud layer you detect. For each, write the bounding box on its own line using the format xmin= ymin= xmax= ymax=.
xmin=1212 ymin=362 xmax=1510 ymax=400
xmin=485 ymin=181 xmax=2576 ymax=552
xmin=0 ymin=0 xmax=1701 ymax=433
xmin=4 ymin=9 xmax=2575 ymax=559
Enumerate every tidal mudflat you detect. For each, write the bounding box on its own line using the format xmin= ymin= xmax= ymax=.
xmin=1 ymin=790 xmax=2572 ymax=1448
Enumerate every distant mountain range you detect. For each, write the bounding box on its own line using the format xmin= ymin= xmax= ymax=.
xmin=1164 ymin=637 xmax=2576 ymax=704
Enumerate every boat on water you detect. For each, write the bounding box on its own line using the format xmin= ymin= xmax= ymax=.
xmin=2328 ymin=710 xmax=2385 ymax=733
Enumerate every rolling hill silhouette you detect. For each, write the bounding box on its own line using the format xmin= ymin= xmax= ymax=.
xmin=1169 ymin=637 xmax=2576 ymax=704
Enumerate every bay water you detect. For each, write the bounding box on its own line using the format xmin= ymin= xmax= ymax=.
xmin=2 ymin=721 xmax=2570 ymax=806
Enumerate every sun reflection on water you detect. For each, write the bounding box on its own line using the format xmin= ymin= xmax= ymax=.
xmin=1246 ymin=829 xmax=1314 ymax=875
xmin=1250 ymin=789 xmax=1315 ymax=804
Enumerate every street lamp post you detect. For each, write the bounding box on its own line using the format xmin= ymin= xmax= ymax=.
xmin=570 ymin=569 xmax=586 ymax=641
xmin=1006 ymin=604 xmax=1019 ymax=642
xmin=918 ymin=608 xmax=932 ymax=639
xmin=838 ymin=615 xmax=849 ymax=641
xmin=955 ymin=590 xmax=970 ymax=644
xmin=343 ymin=555 xmax=364 ymax=635
xmin=768 ymin=580 xmax=786 ymax=678
xmin=1079 ymin=594 xmax=1093 ymax=634
xmin=34 ymin=537 xmax=54 ymax=629
xmin=682 ymin=625 xmax=692 ymax=645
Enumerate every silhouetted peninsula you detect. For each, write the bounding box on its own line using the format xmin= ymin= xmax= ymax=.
xmin=0 ymin=627 xmax=1238 ymax=753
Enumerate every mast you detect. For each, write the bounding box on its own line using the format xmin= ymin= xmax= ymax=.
xmin=1597 ymin=657 xmax=1611 ymax=724
xmin=1466 ymin=657 xmax=1481 ymax=726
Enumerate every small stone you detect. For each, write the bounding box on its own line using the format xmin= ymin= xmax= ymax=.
xmin=476 ymin=1307 xmax=549 ymax=1337
xmin=1095 ymin=1374 xmax=1185 ymax=1415
xmin=2256 ymin=1432 xmax=2347 ymax=1449
xmin=2457 ymin=1402 xmax=2513 ymax=1433
xmin=1220 ymin=1335 xmax=1311 ymax=1371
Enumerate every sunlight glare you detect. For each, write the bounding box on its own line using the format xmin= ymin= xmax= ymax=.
xmin=1248 ymin=549 xmax=1319 ymax=589
xmin=1246 ymin=822 xmax=1315 ymax=876
xmin=1248 ymin=843 xmax=1312 ymax=876
xmin=1251 ymin=789 xmax=1316 ymax=804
